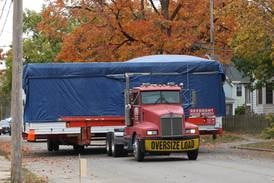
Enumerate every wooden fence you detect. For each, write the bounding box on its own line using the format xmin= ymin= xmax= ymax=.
xmin=222 ymin=115 xmax=270 ymax=133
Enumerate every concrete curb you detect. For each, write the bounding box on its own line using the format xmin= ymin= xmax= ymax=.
xmin=233 ymin=146 xmax=274 ymax=153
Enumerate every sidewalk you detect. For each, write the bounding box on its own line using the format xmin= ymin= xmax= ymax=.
xmin=0 ymin=155 xmax=10 ymax=182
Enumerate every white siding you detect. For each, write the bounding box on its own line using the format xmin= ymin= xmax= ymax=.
xmin=252 ymin=86 xmax=274 ymax=114
xmin=223 ymin=81 xmax=233 ymax=98
xmin=232 ymin=82 xmax=246 ymax=108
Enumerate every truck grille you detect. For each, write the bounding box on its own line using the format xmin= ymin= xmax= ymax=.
xmin=160 ymin=116 xmax=183 ymax=137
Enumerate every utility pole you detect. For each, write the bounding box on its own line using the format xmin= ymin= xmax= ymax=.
xmin=11 ymin=0 xmax=23 ymax=182
xmin=210 ymin=0 xmax=215 ymax=58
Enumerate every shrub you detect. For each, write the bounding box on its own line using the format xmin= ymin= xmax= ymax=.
xmin=261 ymin=114 xmax=274 ymax=139
xmin=235 ymin=105 xmax=246 ymax=115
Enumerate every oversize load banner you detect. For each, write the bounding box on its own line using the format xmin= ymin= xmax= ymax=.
xmin=145 ymin=138 xmax=199 ymax=152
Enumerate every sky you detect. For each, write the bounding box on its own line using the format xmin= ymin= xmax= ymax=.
xmin=0 ymin=0 xmax=45 ymax=51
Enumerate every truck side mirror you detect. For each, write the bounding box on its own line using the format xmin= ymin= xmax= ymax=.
xmin=125 ymin=104 xmax=132 ymax=126
xmin=124 ymin=90 xmax=133 ymax=126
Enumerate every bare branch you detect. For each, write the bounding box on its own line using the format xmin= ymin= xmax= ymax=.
xmin=149 ymin=0 xmax=160 ymax=15
xmin=170 ymin=3 xmax=182 ymax=20
xmin=160 ymin=0 xmax=170 ymax=19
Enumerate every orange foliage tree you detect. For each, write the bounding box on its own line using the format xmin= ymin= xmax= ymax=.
xmin=39 ymin=0 xmax=235 ymax=62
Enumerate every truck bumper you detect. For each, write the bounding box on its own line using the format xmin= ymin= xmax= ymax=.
xmin=199 ymin=126 xmax=223 ymax=135
xmin=140 ymin=135 xmax=199 ymax=154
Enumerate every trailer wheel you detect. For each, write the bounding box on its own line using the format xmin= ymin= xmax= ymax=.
xmin=47 ymin=139 xmax=53 ymax=151
xmin=53 ymin=143 xmax=59 ymax=151
xmin=73 ymin=145 xmax=84 ymax=151
xmin=187 ymin=150 xmax=198 ymax=160
xmin=133 ymin=136 xmax=144 ymax=162
xmin=106 ymin=133 xmax=112 ymax=156
xmin=212 ymin=134 xmax=217 ymax=140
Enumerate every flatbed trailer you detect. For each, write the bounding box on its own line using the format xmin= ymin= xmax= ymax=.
xmin=22 ymin=55 xmax=225 ymax=160
xmin=60 ymin=116 xmax=125 ymax=146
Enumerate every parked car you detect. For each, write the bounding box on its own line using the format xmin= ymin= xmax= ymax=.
xmin=0 ymin=117 xmax=11 ymax=135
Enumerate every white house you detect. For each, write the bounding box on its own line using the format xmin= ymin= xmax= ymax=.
xmin=223 ymin=65 xmax=251 ymax=116
xmin=223 ymin=64 xmax=274 ymax=115
xmin=251 ymin=77 xmax=274 ymax=114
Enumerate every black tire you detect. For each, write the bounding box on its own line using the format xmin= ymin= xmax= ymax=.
xmin=111 ymin=134 xmax=122 ymax=157
xmin=47 ymin=139 xmax=53 ymax=151
xmin=73 ymin=145 xmax=84 ymax=151
xmin=133 ymin=136 xmax=144 ymax=162
xmin=187 ymin=149 xmax=198 ymax=160
xmin=212 ymin=134 xmax=217 ymax=140
xmin=53 ymin=142 xmax=59 ymax=151
xmin=106 ymin=133 xmax=112 ymax=156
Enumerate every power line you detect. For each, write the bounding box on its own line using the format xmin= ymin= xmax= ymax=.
xmin=0 ymin=0 xmax=12 ymax=39
xmin=0 ymin=0 xmax=8 ymax=21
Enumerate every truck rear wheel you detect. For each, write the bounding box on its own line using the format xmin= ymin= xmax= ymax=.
xmin=133 ymin=137 xmax=144 ymax=162
xmin=187 ymin=150 xmax=198 ymax=160
xmin=106 ymin=133 xmax=112 ymax=156
xmin=111 ymin=133 xmax=125 ymax=157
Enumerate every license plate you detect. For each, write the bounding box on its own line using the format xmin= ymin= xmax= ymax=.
xmin=145 ymin=139 xmax=199 ymax=152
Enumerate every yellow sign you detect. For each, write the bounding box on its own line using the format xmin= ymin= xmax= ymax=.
xmin=145 ymin=138 xmax=199 ymax=152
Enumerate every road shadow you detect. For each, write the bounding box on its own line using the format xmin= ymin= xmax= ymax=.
xmin=125 ymin=153 xmax=189 ymax=162
xmin=142 ymin=157 xmax=189 ymax=162
xmin=24 ymin=146 xmax=107 ymax=158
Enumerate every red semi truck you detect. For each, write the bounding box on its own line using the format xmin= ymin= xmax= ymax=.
xmin=59 ymin=80 xmax=200 ymax=161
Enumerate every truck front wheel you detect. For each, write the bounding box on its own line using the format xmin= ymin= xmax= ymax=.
xmin=133 ymin=137 xmax=144 ymax=162
xmin=187 ymin=150 xmax=198 ymax=160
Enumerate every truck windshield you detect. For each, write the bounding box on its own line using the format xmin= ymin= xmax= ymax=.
xmin=141 ymin=91 xmax=180 ymax=104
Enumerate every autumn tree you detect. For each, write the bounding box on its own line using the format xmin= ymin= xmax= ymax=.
xmin=228 ymin=0 xmax=273 ymax=88
xmin=23 ymin=10 xmax=64 ymax=63
xmin=1 ymin=9 xmax=67 ymax=97
xmin=39 ymin=0 xmax=235 ymax=62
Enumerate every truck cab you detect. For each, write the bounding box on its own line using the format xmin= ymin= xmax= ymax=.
xmin=123 ymin=83 xmax=200 ymax=161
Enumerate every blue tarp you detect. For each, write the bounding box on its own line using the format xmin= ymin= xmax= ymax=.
xmin=23 ymin=55 xmax=225 ymax=122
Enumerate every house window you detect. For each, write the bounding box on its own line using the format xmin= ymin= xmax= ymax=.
xmin=258 ymin=88 xmax=262 ymax=104
xmin=266 ymin=84 xmax=273 ymax=104
xmin=236 ymin=84 xmax=242 ymax=96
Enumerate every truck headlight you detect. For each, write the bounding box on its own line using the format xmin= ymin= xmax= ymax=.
xmin=185 ymin=129 xmax=197 ymax=134
xmin=147 ymin=130 xmax=158 ymax=135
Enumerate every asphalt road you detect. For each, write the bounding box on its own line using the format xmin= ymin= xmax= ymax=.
xmin=0 ymin=135 xmax=273 ymax=183
xmin=19 ymin=138 xmax=274 ymax=183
